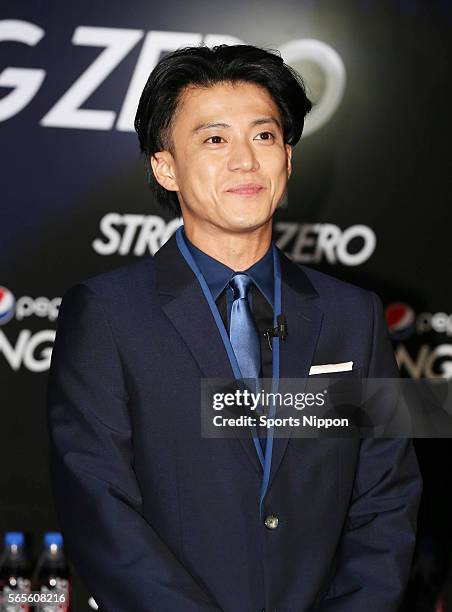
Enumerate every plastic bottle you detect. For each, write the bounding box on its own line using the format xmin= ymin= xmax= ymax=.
xmin=0 ymin=531 xmax=32 ymax=612
xmin=32 ymin=533 xmax=71 ymax=612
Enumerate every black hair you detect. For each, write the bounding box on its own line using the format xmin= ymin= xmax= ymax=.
xmin=134 ymin=44 xmax=312 ymax=216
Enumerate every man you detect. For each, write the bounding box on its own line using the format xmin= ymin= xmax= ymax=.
xmin=47 ymin=44 xmax=422 ymax=612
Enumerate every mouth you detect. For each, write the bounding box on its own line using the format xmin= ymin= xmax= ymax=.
xmin=225 ymin=183 xmax=266 ymax=196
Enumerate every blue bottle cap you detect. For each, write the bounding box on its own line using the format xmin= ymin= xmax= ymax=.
xmin=5 ymin=532 xmax=25 ymax=547
xmin=44 ymin=532 xmax=63 ymax=547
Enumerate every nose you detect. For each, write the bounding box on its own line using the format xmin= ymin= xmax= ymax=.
xmin=227 ymin=138 xmax=259 ymax=172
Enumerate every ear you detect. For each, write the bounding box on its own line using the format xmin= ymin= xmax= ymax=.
xmin=149 ymin=151 xmax=179 ymax=192
xmin=285 ymin=144 xmax=293 ymax=180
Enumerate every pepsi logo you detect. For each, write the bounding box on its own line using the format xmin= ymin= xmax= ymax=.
xmin=385 ymin=302 xmax=416 ymax=340
xmin=0 ymin=286 xmax=15 ymax=326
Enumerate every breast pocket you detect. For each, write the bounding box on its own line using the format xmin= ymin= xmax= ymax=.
xmin=308 ymin=364 xmax=361 ymax=377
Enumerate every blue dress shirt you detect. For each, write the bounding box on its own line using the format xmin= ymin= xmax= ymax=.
xmin=181 ymin=227 xmax=275 ymax=332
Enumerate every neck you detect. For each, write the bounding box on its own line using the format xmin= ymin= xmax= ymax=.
xmin=183 ymin=221 xmax=272 ymax=271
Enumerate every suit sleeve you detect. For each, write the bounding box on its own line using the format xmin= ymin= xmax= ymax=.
xmin=47 ymin=283 xmax=222 ymax=612
xmin=316 ymin=291 xmax=422 ymax=612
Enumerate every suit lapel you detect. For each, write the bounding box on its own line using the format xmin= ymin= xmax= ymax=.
xmin=267 ymin=248 xmax=324 ymax=490
xmin=154 ymin=235 xmax=263 ymax=476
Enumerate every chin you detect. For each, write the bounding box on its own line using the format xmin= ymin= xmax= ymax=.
xmin=222 ymin=216 xmax=269 ymax=233
xmin=215 ymin=205 xmax=273 ymax=233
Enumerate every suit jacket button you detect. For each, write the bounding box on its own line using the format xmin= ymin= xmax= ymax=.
xmin=264 ymin=514 xmax=279 ymax=529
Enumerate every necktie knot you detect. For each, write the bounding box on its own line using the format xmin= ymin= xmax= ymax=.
xmin=229 ymin=273 xmax=252 ymax=300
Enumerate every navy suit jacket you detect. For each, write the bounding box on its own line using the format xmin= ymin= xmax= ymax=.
xmin=47 ymin=234 xmax=422 ymax=612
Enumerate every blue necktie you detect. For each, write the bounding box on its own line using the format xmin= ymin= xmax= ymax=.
xmin=228 ymin=273 xmax=261 ymax=380
xmin=229 ymin=273 xmax=265 ymax=453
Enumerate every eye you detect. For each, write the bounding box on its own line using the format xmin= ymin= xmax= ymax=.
xmin=254 ymin=131 xmax=275 ymax=141
xmin=204 ymin=135 xmax=226 ymax=144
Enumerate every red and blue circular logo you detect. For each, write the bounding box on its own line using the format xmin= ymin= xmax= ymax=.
xmin=385 ymin=302 xmax=415 ymax=340
xmin=0 ymin=286 xmax=16 ymax=326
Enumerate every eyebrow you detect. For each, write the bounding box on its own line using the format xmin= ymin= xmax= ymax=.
xmin=193 ymin=116 xmax=282 ymax=133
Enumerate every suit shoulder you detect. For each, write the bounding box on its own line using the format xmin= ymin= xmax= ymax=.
xmin=63 ymin=256 xmax=156 ymax=302
xmin=293 ymin=264 xmax=386 ymax=339
xmin=297 ymin=262 xmax=378 ymax=309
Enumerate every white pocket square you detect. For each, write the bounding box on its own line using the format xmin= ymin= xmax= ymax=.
xmin=309 ymin=361 xmax=354 ymax=375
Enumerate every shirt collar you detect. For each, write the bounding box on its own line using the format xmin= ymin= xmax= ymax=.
xmin=181 ymin=227 xmax=274 ymax=308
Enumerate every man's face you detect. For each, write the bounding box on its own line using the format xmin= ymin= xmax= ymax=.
xmin=151 ymin=81 xmax=292 ymax=234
